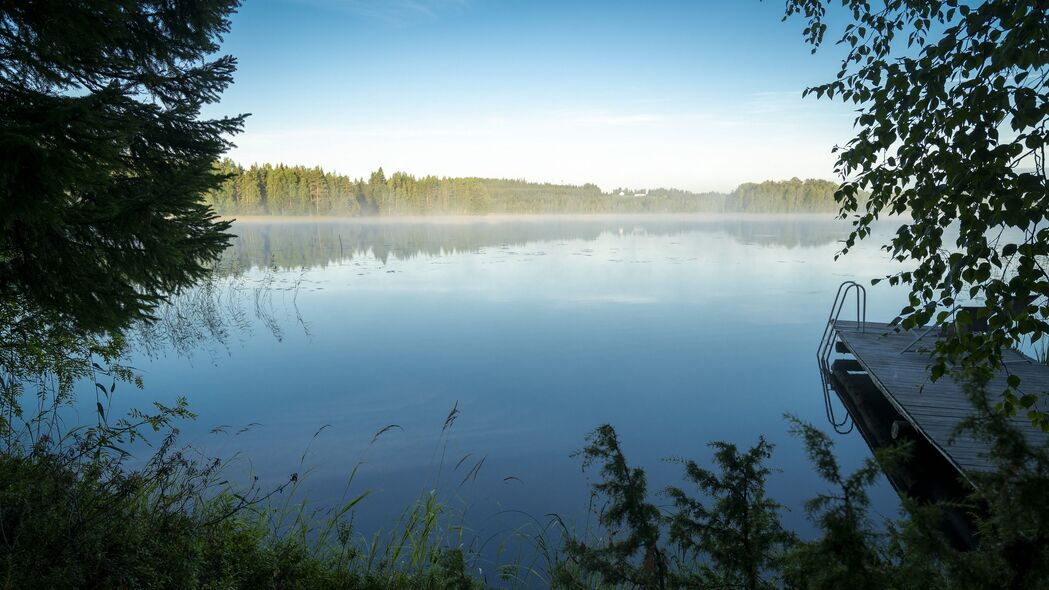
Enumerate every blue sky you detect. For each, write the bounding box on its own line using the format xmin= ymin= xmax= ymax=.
xmin=210 ymin=1 xmax=856 ymax=192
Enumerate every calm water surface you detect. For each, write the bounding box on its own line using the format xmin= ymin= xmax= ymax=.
xmin=97 ymin=215 xmax=914 ymax=566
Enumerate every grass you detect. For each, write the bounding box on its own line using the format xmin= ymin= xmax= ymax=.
xmin=8 ymin=392 xmax=1049 ymax=589
xmin=0 ymin=434 xmax=499 ymax=589
xmin=0 ymin=387 xmax=577 ymax=590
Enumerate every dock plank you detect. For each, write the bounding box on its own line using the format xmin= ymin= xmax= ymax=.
xmin=831 ymin=320 xmax=1049 ymax=480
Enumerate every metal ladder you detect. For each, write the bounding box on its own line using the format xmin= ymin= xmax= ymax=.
xmin=817 ymin=281 xmax=867 ymax=434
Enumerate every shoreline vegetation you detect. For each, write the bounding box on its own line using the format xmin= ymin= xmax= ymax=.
xmin=218 ymin=212 xmax=852 ymax=223
xmin=9 ymin=382 xmax=1049 ymax=589
xmin=207 ymin=160 xmax=852 ymax=217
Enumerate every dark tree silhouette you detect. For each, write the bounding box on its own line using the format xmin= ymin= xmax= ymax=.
xmin=783 ymin=0 xmax=1049 ymax=426
xmin=0 ymin=1 xmax=245 ymax=336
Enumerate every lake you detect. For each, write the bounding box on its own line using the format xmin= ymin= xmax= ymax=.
xmin=96 ymin=214 xmax=913 ymax=572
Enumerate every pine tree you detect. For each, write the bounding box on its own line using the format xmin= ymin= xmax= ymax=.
xmin=666 ymin=437 xmax=792 ymax=589
xmin=0 ymin=1 xmax=245 ymax=336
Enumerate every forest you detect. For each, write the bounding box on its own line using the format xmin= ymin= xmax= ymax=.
xmin=204 ymin=159 xmax=848 ymax=216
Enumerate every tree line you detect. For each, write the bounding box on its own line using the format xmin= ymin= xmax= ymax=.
xmin=204 ymin=160 xmax=848 ymax=216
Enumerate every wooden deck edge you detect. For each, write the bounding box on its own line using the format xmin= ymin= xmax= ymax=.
xmin=833 ymin=331 xmax=980 ymax=487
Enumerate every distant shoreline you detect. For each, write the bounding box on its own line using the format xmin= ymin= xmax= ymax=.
xmin=219 ymin=212 xmax=851 ymax=224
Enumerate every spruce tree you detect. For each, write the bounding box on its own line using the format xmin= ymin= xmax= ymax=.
xmin=0 ymin=1 xmax=245 ymax=337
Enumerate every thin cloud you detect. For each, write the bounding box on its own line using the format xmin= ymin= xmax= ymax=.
xmin=571 ymin=113 xmax=665 ymax=127
xmin=741 ymin=90 xmax=808 ymax=115
xmin=283 ymin=0 xmax=466 ymax=23
xmin=548 ymin=108 xmax=668 ymax=128
xmin=245 ymin=123 xmax=501 ymax=143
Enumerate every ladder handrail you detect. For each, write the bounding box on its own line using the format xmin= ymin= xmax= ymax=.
xmin=817 ymin=281 xmax=867 ymax=434
xmin=817 ymin=281 xmax=867 ymax=366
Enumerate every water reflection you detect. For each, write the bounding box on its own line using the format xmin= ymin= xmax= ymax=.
xmin=217 ymin=214 xmax=850 ymax=272
xmin=131 ymin=266 xmax=307 ymax=358
xmin=113 ymin=214 xmax=913 ymax=572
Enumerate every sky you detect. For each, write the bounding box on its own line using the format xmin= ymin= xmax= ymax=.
xmin=209 ymin=0 xmax=858 ymax=192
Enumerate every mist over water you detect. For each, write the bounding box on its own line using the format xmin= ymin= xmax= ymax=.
xmin=215 ymin=214 xmax=853 ymax=271
xmin=97 ymin=214 xmax=915 ymax=565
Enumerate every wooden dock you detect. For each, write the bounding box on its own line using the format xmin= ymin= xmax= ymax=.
xmin=831 ymin=319 xmax=1049 ymax=481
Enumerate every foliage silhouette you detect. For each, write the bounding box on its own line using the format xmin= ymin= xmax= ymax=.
xmin=783 ymin=0 xmax=1049 ymax=426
